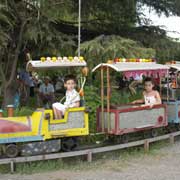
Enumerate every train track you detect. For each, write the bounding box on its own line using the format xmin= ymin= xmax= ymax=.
xmin=1 ymin=131 xmax=180 ymax=173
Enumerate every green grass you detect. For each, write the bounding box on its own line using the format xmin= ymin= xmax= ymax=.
xmin=2 ymin=107 xmax=34 ymax=117
xmin=0 ymin=140 xmax=169 ymax=174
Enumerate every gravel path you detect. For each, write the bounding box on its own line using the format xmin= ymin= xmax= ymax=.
xmin=1 ymin=141 xmax=180 ymax=180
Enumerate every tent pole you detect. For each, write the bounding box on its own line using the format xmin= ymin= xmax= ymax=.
xmin=101 ymin=67 xmax=104 ymax=132
xmin=160 ymin=76 xmax=162 ymax=96
xmin=78 ymin=0 xmax=81 ymax=57
xmin=167 ymin=70 xmax=169 ymax=101
xmin=107 ymin=67 xmax=110 ymax=132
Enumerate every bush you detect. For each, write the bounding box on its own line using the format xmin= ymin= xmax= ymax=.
xmin=3 ymin=107 xmax=34 ymax=117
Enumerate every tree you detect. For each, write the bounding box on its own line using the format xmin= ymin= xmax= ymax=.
xmin=0 ymin=0 xmax=76 ymax=107
xmin=79 ymin=35 xmax=155 ymax=69
xmin=1 ymin=0 xmax=180 ymax=107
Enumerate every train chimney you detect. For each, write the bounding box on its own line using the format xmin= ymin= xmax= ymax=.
xmin=7 ymin=105 xmax=14 ymax=117
xmin=0 ymin=109 xmax=3 ymax=117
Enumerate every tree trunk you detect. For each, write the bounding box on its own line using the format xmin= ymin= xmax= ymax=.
xmin=1 ymin=20 xmax=27 ymax=108
xmin=3 ymin=87 xmax=14 ymax=108
xmin=2 ymin=82 xmax=18 ymax=108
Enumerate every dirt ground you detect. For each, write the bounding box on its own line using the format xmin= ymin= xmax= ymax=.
xmin=1 ymin=141 xmax=180 ymax=180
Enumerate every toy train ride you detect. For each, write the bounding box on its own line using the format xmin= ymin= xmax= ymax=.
xmin=0 ymin=57 xmax=180 ymax=158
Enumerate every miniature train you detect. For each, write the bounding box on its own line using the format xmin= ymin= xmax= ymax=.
xmin=0 ymin=107 xmax=89 ymax=157
xmin=0 ymin=58 xmax=180 ymax=158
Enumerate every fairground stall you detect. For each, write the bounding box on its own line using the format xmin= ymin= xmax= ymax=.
xmin=92 ymin=59 xmax=169 ymax=142
xmin=0 ymin=57 xmax=89 ymax=157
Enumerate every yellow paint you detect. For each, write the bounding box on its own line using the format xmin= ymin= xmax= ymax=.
xmin=43 ymin=107 xmax=89 ymax=140
xmin=0 ymin=107 xmax=89 ymax=142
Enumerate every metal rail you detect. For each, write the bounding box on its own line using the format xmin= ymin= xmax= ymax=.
xmin=1 ymin=131 xmax=180 ymax=173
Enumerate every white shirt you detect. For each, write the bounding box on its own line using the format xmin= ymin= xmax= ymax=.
xmin=64 ymin=89 xmax=80 ymax=107
xmin=29 ymin=76 xmax=34 ymax=87
xmin=39 ymin=83 xmax=54 ymax=94
xmin=144 ymin=95 xmax=156 ymax=105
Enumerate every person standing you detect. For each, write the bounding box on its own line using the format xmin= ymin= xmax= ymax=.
xmin=39 ymin=76 xmax=55 ymax=108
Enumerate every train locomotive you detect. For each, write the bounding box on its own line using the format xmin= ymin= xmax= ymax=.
xmin=0 ymin=58 xmax=180 ymax=158
xmin=0 ymin=58 xmax=89 ymax=157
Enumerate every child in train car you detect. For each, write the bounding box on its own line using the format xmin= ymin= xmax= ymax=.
xmin=169 ymin=72 xmax=176 ymax=89
xmin=132 ymin=77 xmax=161 ymax=107
xmin=177 ymin=72 xmax=180 ymax=88
xmin=52 ymin=75 xmax=80 ymax=119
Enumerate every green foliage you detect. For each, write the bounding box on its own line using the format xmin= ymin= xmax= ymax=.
xmin=84 ymin=85 xmax=101 ymax=132
xmin=80 ymin=0 xmax=136 ymax=32
xmin=128 ymin=26 xmax=180 ymax=62
xmin=1 ymin=0 xmax=180 ymax=107
xmin=0 ymin=0 xmax=77 ymax=65
xmin=139 ymin=0 xmax=180 ymax=16
xmin=3 ymin=107 xmax=34 ymax=117
xmin=80 ymin=35 xmax=155 ymax=68
xmin=151 ymin=38 xmax=180 ymax=62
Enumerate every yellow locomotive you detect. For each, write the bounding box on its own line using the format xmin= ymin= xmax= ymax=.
xmin=0 ymin=57 xmax=89 ymax=157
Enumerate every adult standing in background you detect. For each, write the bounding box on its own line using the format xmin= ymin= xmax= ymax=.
xmin=39 ymin=76 xmax=55 ymax=108
xmin=19 ymin=68 xmax=31 ymax=106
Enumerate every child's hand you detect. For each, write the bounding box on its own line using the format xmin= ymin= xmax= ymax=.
xmin=140 ymin=104 xmax=145 ymax=107
xmin=131 ymin=101 xmax=136 ymax=104
xmin=149 ymin=104 xmax=153 ymax=108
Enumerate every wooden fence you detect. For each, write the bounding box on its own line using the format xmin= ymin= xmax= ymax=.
xmin=1 ymin=131 xmax=180 ymax=173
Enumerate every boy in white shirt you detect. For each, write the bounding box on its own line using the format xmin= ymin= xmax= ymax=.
xmin=52 ymin=75 xmax=80 ymax=119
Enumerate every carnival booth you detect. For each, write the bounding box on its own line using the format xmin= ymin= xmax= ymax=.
xmin=92 ymin=59 xmax=169 ymax=140
xmin=26 ymin=56 xmax=87 ymax=71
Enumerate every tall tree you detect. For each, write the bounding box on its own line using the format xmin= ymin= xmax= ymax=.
xmin=0 ymin=0 xmax=75 ymax=106
xmin=1 ymin=0 xmax=180 ymax=106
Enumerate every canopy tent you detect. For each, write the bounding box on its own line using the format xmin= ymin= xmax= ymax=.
xmin=92 ymin=62 xmax=169 ymax=72
xmin=92 ymin=62 xmax=169 ymax=79
xmin=167 ymin=63 xmax=180 ymax=71
xmin=26 ymin=60 xmax=87 ymax=72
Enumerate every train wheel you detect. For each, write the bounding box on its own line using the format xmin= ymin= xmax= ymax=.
xmin=5 ymin=144 xmax=19 ymax=158
xmin=151 ymin=129 xmax=158 ymax=138
xmin=61 ymin=137 xmax=78 ymax=152
xmin=121 ymin=134 xmax=129 ymax=144
xmin=143 ymin=131 xmax=150 ymax=139
xmin=175 ymin=124 xmax=180 ymax=131
xmin=168 ymin=126 xmax=175 ymax=133
xmin=106 ymin=136 xmax=116 ymax=144
xmin=116 ymin=136 xmax=121 ymax=144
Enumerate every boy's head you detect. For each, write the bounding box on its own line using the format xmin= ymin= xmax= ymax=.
xmin=64 ymin=75 xmax=77 ymax=91
xmin=144 ymin=77 xmax=154 ymax=92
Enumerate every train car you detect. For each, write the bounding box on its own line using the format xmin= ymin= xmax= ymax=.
xmin=162 ymin=61 xmax=180 ymax=127
xmin=92 ymin=59 xmax=169 ymax=142
xmin=0 ymin=57 xmax=89 ymax=157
